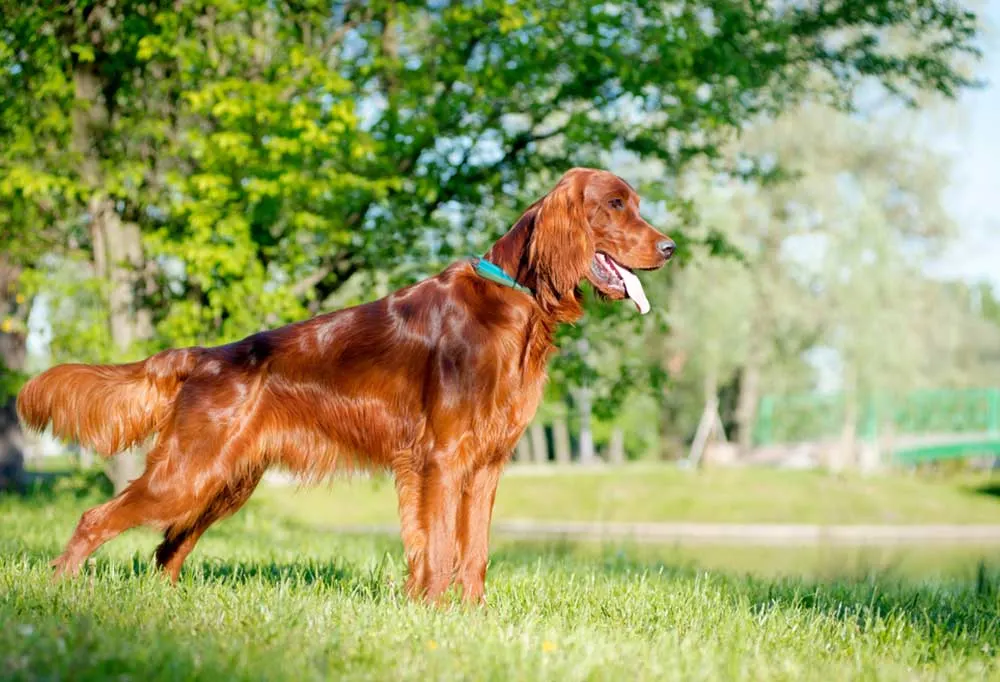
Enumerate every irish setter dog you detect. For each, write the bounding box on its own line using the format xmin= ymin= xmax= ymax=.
xmin=17 ymin=168 xmax=674 ymax=604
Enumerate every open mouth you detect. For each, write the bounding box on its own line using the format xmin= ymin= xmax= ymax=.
xmin=591 ymin=252 xmax=651 ymax=314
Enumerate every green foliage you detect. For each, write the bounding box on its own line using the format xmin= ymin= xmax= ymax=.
xmin=591 ymin=393 xmax=664 ymax=460
xmin=11 ymin=467 xmax=115 ymax=502
xmin=0 ymin=361 xmax=27 ymax=404
xmin=1 ymin=1 xmax=982 ymax=334
xmin=639 ymin=97 xmax=997 ymax=454
xmin=19 ymin=257 xmax=115 ymax=365
xmin=0 ymin=1 xmax=987 ymax=458
xmin=133 ymin=2 xmax=400 ymax=345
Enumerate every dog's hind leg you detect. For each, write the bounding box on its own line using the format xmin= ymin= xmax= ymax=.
xmin=395 ymin=462 xmax=429 ymax=600
xmin=52 ymin=469 xmax=164 ymax=578
xmin=53 ymin=432 xmax=264 ymax=580
xmin=154 ymin=465 xmax=266 ymax=582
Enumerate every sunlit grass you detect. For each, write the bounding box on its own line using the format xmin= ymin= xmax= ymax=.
xmin=2 ymin=491 xmax=1000 ymax=681
xmin=253 ymin=465 xmax=1000 ymax=527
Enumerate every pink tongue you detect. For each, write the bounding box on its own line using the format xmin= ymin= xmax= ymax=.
xmin=608 ymin=259 xmax=651 ymax=314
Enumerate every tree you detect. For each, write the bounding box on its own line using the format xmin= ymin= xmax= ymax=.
xmin=650 ymin=96 xmax=974 ymax=467
xmin=0 ymin=1 xmax=983 ymax=472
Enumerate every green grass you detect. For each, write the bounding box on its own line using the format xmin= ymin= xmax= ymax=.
xmin=255 ymin=466 xmax=1000 ymax=527
xmin=3 ymin=490 xmax=1000 ymax=681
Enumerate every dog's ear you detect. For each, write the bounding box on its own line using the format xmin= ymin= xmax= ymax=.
xmin=530 ymin=172 xmax=593 ymax=307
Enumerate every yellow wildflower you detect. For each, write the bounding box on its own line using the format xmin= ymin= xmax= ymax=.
xmin=542 ymin=641 xmax=557 ymax=653
xmin=427 ymin=640 xmax=438 ymax=651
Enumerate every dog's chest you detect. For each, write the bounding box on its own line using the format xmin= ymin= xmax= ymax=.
xmin=488 ymin=364 xmax=547 ymax=457
xmin=460 ymin=314 xmax=555 ymax=458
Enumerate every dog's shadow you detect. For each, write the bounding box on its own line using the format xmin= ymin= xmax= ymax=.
xmin=12 ymin=550 xmax=395 ymax=602
xmin=190 ymin=559 xmax=356 ymax=587
xmin=177 ymin=554 xmax=401 ymax=603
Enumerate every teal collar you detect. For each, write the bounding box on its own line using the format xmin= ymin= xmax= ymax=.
xmin=472 ymin=257 xmax=533 ymax=295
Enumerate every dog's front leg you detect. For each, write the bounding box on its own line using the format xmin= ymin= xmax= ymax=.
xmin=419 ymin=461 xmax=464 ymax=603
xmin=455 ymin=463 xmax=502 ymax=605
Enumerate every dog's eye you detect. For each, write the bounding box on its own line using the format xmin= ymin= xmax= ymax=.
xmin=609 ymin=198 xmax=625 ymax=211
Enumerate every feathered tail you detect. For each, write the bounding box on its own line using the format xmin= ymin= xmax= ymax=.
xmin=16 ymin=348 xmax=202 ymax=457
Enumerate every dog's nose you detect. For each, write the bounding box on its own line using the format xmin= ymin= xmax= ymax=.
xmin=657 ymin=239 xmax=676 ymax=259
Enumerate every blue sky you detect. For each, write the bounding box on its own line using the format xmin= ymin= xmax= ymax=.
xmin=931 ymin=0 xmax=1000 ymax=290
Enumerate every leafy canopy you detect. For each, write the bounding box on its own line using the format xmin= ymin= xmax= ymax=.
xmin=0 ymin=1 xmax=981 ymax=371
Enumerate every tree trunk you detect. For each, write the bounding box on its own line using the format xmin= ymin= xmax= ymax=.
xmin=831 ymin=391 xmax=858 ymax=473
xmin=0 ymin=259 xmax=27 ymax=490
xmin=608 ymin=428 xmax=625 ymax=465
xmin=90 ymin=200 xmax=153 ymax=349
xmin=514 ymin=437 xmax=531 ymax=463
xmin=75 ymin=63 xmax=152 ymax=494
xmin=529 ymin=421 xmax=548 ymax=464
xmin=575 ymin=338 xmax=596 ymax=465
xmin=658 ymin=350 xmax=687 ymax=461
xmin=0 ymin=331 xmax=27 ymax=492
xmin=688 ymin=372 xmax=720 ymax=468
xmin=735 ymin=359 xmax=761 ymax=458
xmin=553 ymin=417 xmax=571 ymax=465
xmin=659 ymin=393 xmax=676 ymax=460
xmin=0 ymin=398 xmax=26 ymax=492
xmin=577 ymin=386 xmax=596 ymax=465
xmin=91 ymin=201 xmax=150 ymax=493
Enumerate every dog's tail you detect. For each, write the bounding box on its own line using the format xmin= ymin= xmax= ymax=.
xmin=16 ymin=348 xmax=203 ymax=457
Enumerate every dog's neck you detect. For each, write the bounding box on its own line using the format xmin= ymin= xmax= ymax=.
xmin=484 ymin=209 xmax=537 ymax=292
xmin=484 ymin=210 xmax=584 ymax=326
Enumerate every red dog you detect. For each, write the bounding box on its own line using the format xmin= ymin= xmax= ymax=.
xmin=17 ymin=168 xmax=674 ymax=603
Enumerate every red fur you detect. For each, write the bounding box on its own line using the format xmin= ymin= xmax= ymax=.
xmin=17 ymin=349 xmax=202 ymax=457
xmin=17 ymin=168 xmax=672 ymax=603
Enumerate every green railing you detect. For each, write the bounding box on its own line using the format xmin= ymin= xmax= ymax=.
xmin=754 ymin=388 xmax=1000 ymax=462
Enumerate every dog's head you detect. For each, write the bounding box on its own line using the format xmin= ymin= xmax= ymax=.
xmin=489 ymin=168 xmax=674 ymax=317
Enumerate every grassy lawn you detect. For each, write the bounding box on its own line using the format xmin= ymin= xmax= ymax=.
xmin=3 ymin=487 xmax=1000 ymax=681
xmin=255 ymin=465 xmax=1000 ymax=527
